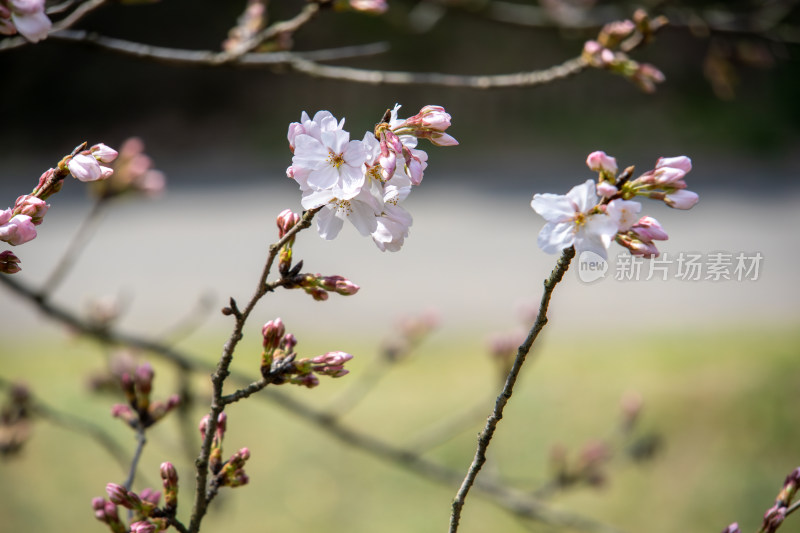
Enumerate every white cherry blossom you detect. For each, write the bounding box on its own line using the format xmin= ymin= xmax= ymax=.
xmin=531 ymin=179 xmax=619 ymax=259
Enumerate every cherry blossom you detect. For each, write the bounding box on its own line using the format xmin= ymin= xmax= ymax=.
xmin=0 ymin=0 xmax=51 ymax=43
xmin=531 ymin=179 xmax=618 ymax=259
xmin=0 ymin=211 xmax=36 ymax=246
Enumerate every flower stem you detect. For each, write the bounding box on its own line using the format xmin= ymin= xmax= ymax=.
xmin=448 ymin=246 xmax=575 ymax=533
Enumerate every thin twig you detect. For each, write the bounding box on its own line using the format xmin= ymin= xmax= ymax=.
xmin=39 ymin=198 xmax=108 ymax=297
xmin=123 ymin=425 xmax=147 ymax=489
xmin=449 ymin=246 xmax=575 ymax=533
xmin=187 ymin=206 xmax=321 ymax=533
xmin=0 ymin=375 xmax=133 ymax=476
xmin=408 ymin=395 xmax=493 ymax=452
xmin=0 ymin=266 xmax=614 ymax=531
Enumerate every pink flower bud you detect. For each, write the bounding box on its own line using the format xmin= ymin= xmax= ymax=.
xmin=720 ymin=523 xmax=740 ymax=533
xmin=262 ymin=318 xmax=286 ymax=349
xmin=13 ymin=195 xmax=48 ymax=225
xmin=138 ymin=488 xmax=161 ymax=506
xmin=616 ymin=233 xmax=661 ymax=258
xmin=0 ymin=250 xmax=21 ymax=274
xmin=0 ymin=214 xmax=36 ymax=245
xmin=586 ymin=151 xmax=618 ymax=175
xmin=276 ymin=209 xmax=300 ymax=238
xmin=68 ymin=154 xmax=112 ymax=182
xmin=160 ymin=462 xmax=178 ymax=486
xmin=134 ymin=362 xmax=154 ymax=395
xmin=130 ymin=521 xmax=156 ymax=533
xmin=281 ymin=333 xmax=298 ymax=352
xmin=418 ymin=105 xmax=452 ymax=131
xmin=106 ymin=483 xmax=139 ymax=509
xmin=311 ymin=351 xmax=353 ymax=366
xmin=631 ymin=216 xmax=668 ymax=241
xmin=656 ymin=155 xmax=692 ymax=174
xmin=428 ymin=132 xmax=458 ymax=147
xmin=199 ymin=414 xmax=210 ymax=439
xmin=664 ymin=189 xmax=699 ymax=210
xmin=596 ymin=181 xmax=618 ymax=198
xmin=90 ymin=143 xmax=118 ymax=163
xmin=349 ymin=0 xmax=388 ymax=14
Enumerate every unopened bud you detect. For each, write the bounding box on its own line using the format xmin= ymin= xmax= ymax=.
xmin=90 ymin=143 xmax=119 ymax=163
xmin=0 ymin=250 xmax=21 ymax=274
xmin=130 ymin=521 xmax=156 ymax=533
xmin=276 ymin=209 xmax=301 ymax=238
xmin=262 ymin=318 xmax=286 ymax=350
xmin=586 ymin=151 xmax=618 ymax=176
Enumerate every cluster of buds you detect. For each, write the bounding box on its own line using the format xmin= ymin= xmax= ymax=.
xmin=88 ymin=138 xmax=165 ymax=200
xmin=292 ymin=273 xmax=360 ymax=301
xmin=581 ymin=10 xmax=669 ymax=93
xmin=381 ymin=309 xmax=440 ymax=362
xmin=260 ymin=318 xmax=353 ymax=387
xmin=199 ymin=413 xmax=250 ymax=488
xmin=94 ymin=481 xmax=170 ymax=533
xmin=1 ymin=142 xmax=117 ymax=274
xmin=0 ymin=0 xmax=51 ymax=42
xmin=549 ymin=440 xmax=611 ymax=490
xmin=111 ymin=362 xmax=180 ymax=429
xmin=760 ymin=467 xmax=800 ymax=533
xmin=721 ymin=467 xmax=800 ymax=533
xmin=487 ymin=329 xmax=526 ymax=379
xmin=286 ymin=104 xmax=456 ymax=251
xmin=531 ymin=150 xmax=698 ymax=260
xmin=0 ymin=382 xmax=32 ymax=456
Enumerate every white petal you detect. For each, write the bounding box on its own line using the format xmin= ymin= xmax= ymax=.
xmin=566 ymin=179 xmax=599 ymax=214
xmin=301 ymin=189 xmax=335 ymax=210
xmin=307 ymin=166 xmax=339 ymax=191
xmin=316 ymin=207 xmax=344 ymax=240
xmin=537 ymin=221 xmax=574 ymax=254
xmin=531 ymin=194 xmax=575 ymax=222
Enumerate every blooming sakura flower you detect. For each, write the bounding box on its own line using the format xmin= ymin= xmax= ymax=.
xmin=606 ymin=199 xmax=641 ymax=231
xmin=0 ymin=0 xmax=51 ymax=42
xmin=291 ymin=125 xmax=367 ymax=207
xmin=0 ymin=212 xmax=36 ymax=245
xmin=531 ymin=180 xmax=619 ymax=259
xmin=286 ymin=106 xmax=455 ymax=250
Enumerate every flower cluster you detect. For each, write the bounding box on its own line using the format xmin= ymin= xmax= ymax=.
xmin=581 ymin=10 xmax=668 ymax=93
xmin=111 ymin=362 xmax=180 ymax=429
xmin=532 ymin=151 xmax=698 ymax=259
xmin=286 ymin=104 xmax=457 ymax=251
xmin=199 ymin=413 xmax=250 ymax=488
xmin=0 ymin=143 xmax=117 ymax=274
xmin=0 ymin=0 xmax=51 ymax=43
xmin=94 ymin=477 xmax=173 ymax=533
xmin=261 ymin=318 xmax=353 ymax=387
xmin=89 ymin=138 xmax=165 ymax=200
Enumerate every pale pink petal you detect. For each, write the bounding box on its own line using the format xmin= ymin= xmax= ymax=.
xmin=537 ymin=221 xmax=574 ymax=254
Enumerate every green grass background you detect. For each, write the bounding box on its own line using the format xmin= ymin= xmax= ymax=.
xmin=1 ymin=322 xmax=798 ymax=533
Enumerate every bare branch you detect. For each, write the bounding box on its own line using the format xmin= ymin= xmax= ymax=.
xmin=449 ymin=246 xmax=576 ymax=533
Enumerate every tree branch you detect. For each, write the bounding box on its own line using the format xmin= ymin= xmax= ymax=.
xmin=449 ymin=246 xmax=576 ymax=533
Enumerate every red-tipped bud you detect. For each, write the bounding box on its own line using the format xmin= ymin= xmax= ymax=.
xmin=0 ymin=250 xmax=21 ymax=274
xmin=262 ymin=318 xmax=286 ymax=350
xmin=276 ymin=209 xmax=301 ymax=238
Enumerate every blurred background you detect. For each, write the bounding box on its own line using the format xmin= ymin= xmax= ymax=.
xmin=1 ymin=1 xmax=799 ymax=532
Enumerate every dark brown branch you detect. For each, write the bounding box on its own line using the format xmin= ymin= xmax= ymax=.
xmin=449 ymin=246 xmax=576 ymax=533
